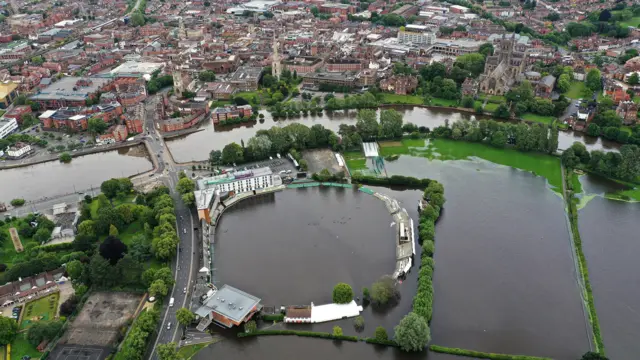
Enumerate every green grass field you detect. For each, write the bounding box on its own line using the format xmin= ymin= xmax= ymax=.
xmin=521 ymin=113 xmax=556 ymax=125
xmin=10 ymin=333 xmax=41 ymax=360
xmin=606 ymin=188 xmax=640 ymax=202
xmin=380 ymin=93 xmax=424 ymax=105
xmin=430 ymin=97 xmax=458 ymax=107
xmin=487 ymin=95 xmax=506 ymax=103
xmin=20 ymin=293 xmax=60 ymax=329
xmin=571 ymin=172 xmax=583 ymax=194
xmin=483 ymin=102 xmax=501 ymax=112
xmin=0 ymin=221 xmax=36 ymax=267
xmin=616 ymin=15 xmax=640 ymax=28
xmin=564 ymin=81 xmax=587 ymax=99
xmin=90 ymin=194 xmax=137 ymax=218
xmin=177 ymin=340 xmax=218 ymax=360
xmin=342 ymin=151 xmax=367 ymax=171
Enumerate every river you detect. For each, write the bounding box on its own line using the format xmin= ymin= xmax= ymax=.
xmin=166 ymin=106 xmax=620 ymax=163
xmin=578 ymin=175 xmax=640 ymax=360
xmin=202 ymin=156 xmax=590 ymax=360
xmin=0 ymin=146 xmax=152 ymax=202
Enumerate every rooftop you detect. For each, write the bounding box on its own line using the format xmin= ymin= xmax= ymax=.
xmin=196 ymin=285 xmax=261 ymax=323
xmin=0 ymin=82 xmax=17 ymax=99
xmin=110 ymin=62 xmax=165 ymax=76
xmin=197 ymin=167 xmax=273 ymax=188
xmin=30 ymin=77 xmax=111 ymax=102
xmin=229 ymin=66 xmax=263 ymax=82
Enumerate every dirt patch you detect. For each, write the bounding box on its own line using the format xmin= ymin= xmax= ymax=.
xmin=302 ymin=149 xmax=343 ymax=174
xmin=379 ymin=141 xmax=403 ymax=148
xmin=60 ymin=292 xmax=142 ymax=347
xmin=9 ymin=227 xmax=23 ymax=252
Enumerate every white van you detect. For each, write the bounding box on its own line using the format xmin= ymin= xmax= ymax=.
xmin=169 ymin=297 xmax=175 ymax=307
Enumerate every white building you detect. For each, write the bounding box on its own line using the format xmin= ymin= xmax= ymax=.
xmin=7 ymin=143 xmax=31 ymax=158
xmin=197 ymin=167 xmax=282 ymax=194
xmin=397 ymin=27 xmax=436 ymax=45
xmin=0 ymin=117 xmax=18 ymax=139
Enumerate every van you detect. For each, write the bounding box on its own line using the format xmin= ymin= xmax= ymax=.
xmin=167 ymin=322 xmax=171 ymax=330
xmin=169 ymin=297 xmax=175 ymax=307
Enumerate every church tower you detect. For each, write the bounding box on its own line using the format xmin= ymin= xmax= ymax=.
xmin=272 ymin=35 xmax=282 ymax=79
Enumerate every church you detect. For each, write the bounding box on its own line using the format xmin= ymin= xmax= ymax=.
xmin=478 ymin=34 xmax=530 ymax=96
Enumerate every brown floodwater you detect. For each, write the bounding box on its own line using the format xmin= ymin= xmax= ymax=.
xmin=203 ymin=157 xmax=590 ymax=360
xmin=166 ymin=106 xmax=619 ymax=163
xmin=0 ymin=146 xmax=152 ymax=202
xmin=577 ymin=186 xmax=640 ymax=360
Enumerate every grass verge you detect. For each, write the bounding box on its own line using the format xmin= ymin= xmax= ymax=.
xmin=564 ymin=169 xmax=605 ymax=354
xmin=521 ymin=113 xmax=555 ymax=125
xmin=429 ymin=345 xmax=552 ymax=360
xmin=177 ymin=340 xmax=218 ymax=360
xmin=380 ymin=93 xmax=424 ymax=105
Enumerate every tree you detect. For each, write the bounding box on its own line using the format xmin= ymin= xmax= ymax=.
xmin=374 ymin=326 xmax=388 ymax=342
xmin=198 ymin=70 xmax=216 ymax=82
xmin=60 ymin=295 xmax=80 ymax=317
xmin=379 ymin=109 xmax=403 ymax=139
xmin=209 ymin=150 xmax=222 ymax=165
xmin=478 ymin=42 xmax=494 ymax=57
xmin=152 ymin=234 xmax=178 ymax=260
xmin=356 ymin=109 xmax=379 ymax=141
xmin=181 ymin=192 xmax=195 ymax=207
xmin=244 ymin=320 xmax=257 ymax=333
xmin=100 ymin=178 xmax=122 ymax=199
xmin=157 ymin=343 xmax=180 ymax=360
xmin=34 ymin=227 xmax=51 ymax=243
xmin=557 ymin=74 xmax=571 ymax=93
xmin=27 ymin=320 xmax=63 ymax=346
xmin=77 ymin=220 xmax=96 ymax=237
xmin=493 ymin=104 xmax=511 ymax=119
xmin=87 ymin=118 xmax=108 ymax=137
xmin=99 ymin=235 xmax=128 ymax=265
xmin=130 ymin=12 xmax=145 ymax=26
xmin=66 ymin=260 xmax=84 ymax=280
xmin=461 ymin=96 xmax=475 ymax=108
xmin=490 ymin=131 xmax=507 ymax=148
xmin=247 ymin=135 xmax=272 ymax=160
xmin=149 ymin=279 xmax=168 ymax=297
xmin=371 ymin=275 xmax=399 ymax=306
xmin=332 ymin=283 xmax=354 ymax=304
xmin=109 ymin=224 xmax=119 ymax=237
xmin=59 ymin=152 xmax=72 ymax=163
xmin=454 ymin=53 xmax=486 ymax=77
xmin=221 ymin=142 xmax=244 ymax=164
xmin=0 ymin=316 xmax=18 ymax=345
xmin=176 ymin=307 xmax=195 ymax=326
xmin=176 ymin=177 xmax=195 ymax=194
xmin=353 ymin=315 xmax=364 ymax=331
xmin=586 ymin=69 xmax=602 ymax=91
xmin=629 ymin=72 xmax=639 ymax=85
xmin=394 ymin=312 xmax=431 ymax=352
xmin=332 ymin=326 xmax=343 ymax=336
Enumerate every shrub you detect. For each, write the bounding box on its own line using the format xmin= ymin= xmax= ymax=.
xmin=374 ymin=326 xmax=388 ymax=341
xmin=353 ymin=316 xmax=364 ymax=331
xmin=362 ymin=287 xmax=370 ymax=302
xmin=10 ymin=198 xmax=25 ymax=207
xmin=394 ymin=312 xmax=430 ymax=352
xmin=0 ymin=263 xmax=6 ymax=272
xmin=422 ymin=240 xmax=435 ymax=257
xmin=261 ymin=313 xmax=285 ymax=322
xmin=244 ymin=320 xmax=257 ymax=333
xmin=332 ymin=326 xmax=343 ymax=336
xmin=237 ymin=329 xmax=358 ymax=342
xmin=332 ymin=283 xmax=353 ymax=304
xmin=59 ymin=152 xmax=72 ymax=163
xmin=370 ymin=275 xmax=399 ymax=307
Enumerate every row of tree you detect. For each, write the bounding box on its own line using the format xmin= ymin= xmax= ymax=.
xmin=561 ymin=142 xmax=640 ymax=182
xmin=211 ymin=109 xmax=408 ymax=166
xmin=433 ymin=118 xmax=560 ymax=154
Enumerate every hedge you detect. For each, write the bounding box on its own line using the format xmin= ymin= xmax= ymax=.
xmin=260 ymin=313 xmax=285 ymax=322
xmin=429 ymin=345 xmax=553 ymax=360
xmin=564 ymin=170 xmax=605 ymax=354
xmin=351 ymin=174 xmax=432 ymax=188
xmin=364 ymin=338 xmax=399 ymax=347
xmin=238 ymin=329 xmax=358 ymax=342
xmin=412 ymin=180 xmax=444 ymax=323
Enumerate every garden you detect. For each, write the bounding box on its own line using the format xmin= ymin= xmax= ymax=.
xmin=20 ymin=292 xmax=60 ymax=330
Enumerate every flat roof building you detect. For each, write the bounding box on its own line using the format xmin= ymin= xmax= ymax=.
xmin=110 ymin=62 xmax=165 ymax=78
xmin=229 ymin=66 xmax=263 ymax=92
xmin=195 ymin=285 xmax=262 ymax=329
xmin=30 ymin=77 xmax=112 ymax=109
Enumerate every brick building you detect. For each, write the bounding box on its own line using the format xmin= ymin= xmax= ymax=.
xmin=326 ymin=58 xmax=362 ymax=72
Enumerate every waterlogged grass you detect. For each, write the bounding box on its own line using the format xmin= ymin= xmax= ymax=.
xmin=521 ymin=113 xmax=556 ymax=125
xmin=605 ymin=187 xmax=640 ymax=202
xmin=342 ymin=151 xmax=367 ymax=171
xmin=375 ymin=138 xmax=563 ymax=192
xmin=430 ymin=345 xmax=552 ymax=360
xmin=430 ymin=139 xmax=563 ymax=191
xmin=570 ymin=172 xmax=583 ymax=194
xmin=380 ymin=93 xmax=424 ymax=105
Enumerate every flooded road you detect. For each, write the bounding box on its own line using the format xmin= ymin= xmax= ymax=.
xmin=166 ymin=106 xmax=619 ymax=162
xmin=0 ymin=146 xmax=152 ymax=202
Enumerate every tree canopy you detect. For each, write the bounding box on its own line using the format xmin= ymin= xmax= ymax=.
xmin=394 ymin=312 xmax=431 ymax=352
xmin=332 ymin=283 xmax=354 ymax=304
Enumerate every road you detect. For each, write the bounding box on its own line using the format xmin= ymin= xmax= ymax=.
xmin=143 ymin=92 xmax=199 ymax=358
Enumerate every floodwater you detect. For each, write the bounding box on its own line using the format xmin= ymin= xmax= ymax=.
xmin=205 ymin=157 xmax=589 ymax=360
xmin=0 ymin=146 xmax=152 ymax=202
xmin=166 ymin=106 xmax=619 ymax=162
xmin=381 ymin=157 xmax=590 ymax=359
xmin=214 ymin=187 xmax=397 ymax=306
xmin=578 ymin=180 xmax=640 ymax=360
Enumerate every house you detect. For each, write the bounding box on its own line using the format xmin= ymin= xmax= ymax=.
xmin=211 ymin=105 xmax=253 ymax=124
xmin=616 ymin=101 xmax=639 ymax=126
xmin=461 ymin=77 xmax=478 ymax=96
xmin=6 ymin=142 xmax=31 ymax=158
xmin=379 ymin=75 xmax=418 ymax=95
xmin=0 ymin=267 xmax=66 ymax=308
xmin=536 ymin=75 xmax=556 ymax=98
